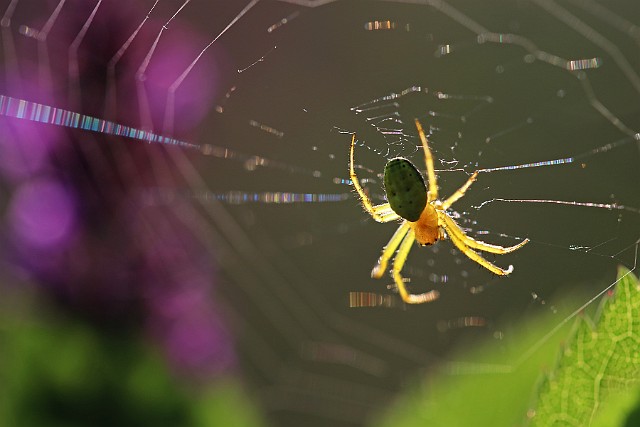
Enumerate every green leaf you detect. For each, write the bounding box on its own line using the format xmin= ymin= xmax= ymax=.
xmin=375 ymin=267 xmax=640 ymax=427
xmin=374 ymin=297 xmax=574 ymax=427
xmin=529 ymin=266 xmax=640 ymax=427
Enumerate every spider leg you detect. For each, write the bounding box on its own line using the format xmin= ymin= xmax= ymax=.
xmin=392 ymin=229 xmax=440 ymax=304
xmin=350 ymin=134 xmax=400 ymax=223
xmin=371 ymin=221 xmax=410 ymax=279
xmin=414 ymin=119 xmax=439 ymax=203
xmin=372 ymin=203 xmax=401 ymax=222
xmin=441 ymin=171 xmax=479 ymax=210
xmin=439 ymin=212 xmax=530 ymax=254
xmin=441 ymin=215 xmax=516 ymax=275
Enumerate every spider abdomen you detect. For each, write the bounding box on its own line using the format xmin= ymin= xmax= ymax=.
xmin=383 ymin=157 xmax=428 ymax=222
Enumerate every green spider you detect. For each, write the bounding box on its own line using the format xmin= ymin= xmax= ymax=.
xmin=349 ymin=119 xmax=529 ymax=304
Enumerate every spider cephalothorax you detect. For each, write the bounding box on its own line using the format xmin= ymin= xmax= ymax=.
xmin=349 ymin=119 xmax=529 ymax=304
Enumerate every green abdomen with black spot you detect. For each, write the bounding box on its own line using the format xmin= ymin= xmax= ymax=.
xmin=383 ymin=157 xmax=428 ymax=222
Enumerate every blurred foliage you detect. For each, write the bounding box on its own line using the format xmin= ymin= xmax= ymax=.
xmin=0 ymin=293 xmax=266 ymax=427
xmin=376 ymin=267 xmax=640 ymax=427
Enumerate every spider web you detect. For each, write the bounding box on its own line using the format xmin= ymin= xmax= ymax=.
xmin=0 ymin=0 xmax=639 ymax=426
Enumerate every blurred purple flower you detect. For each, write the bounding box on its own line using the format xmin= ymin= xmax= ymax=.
xmin=0 ymin=120 xmax=54 ymax=179
xmin=139 ymin=205 xmax=237 ymax=377
xmin=160 ymin=296 xmax=236 ymax=376
xmin=1 ymin=0 xmax=235 ymax=380
xmin=8 ymin=178 xmax=77 ymax=250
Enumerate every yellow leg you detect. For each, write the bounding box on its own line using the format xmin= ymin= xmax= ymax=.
xmin=439 ymin=212 xmax=530 ymax=254
xmin=371 ymin=221 xmax=410 ymax=278
xmin=414 ymin=119 xmax=438 ymax=202
xmin=442 ymin=171 xmax=479 ymax=210
xmin=445 ymin=222 xmax=514 ymax=275
xmin=350 ymin=134 xmax=399 ymax=223
xmin=372 ymin=203 xmax=401 ymax=222
xmin=392 ymin=229 xmax=440 ymax=304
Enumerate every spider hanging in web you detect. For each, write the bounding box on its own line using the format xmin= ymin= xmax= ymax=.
xmin=349 ymin=119 xmax=529 ymax=304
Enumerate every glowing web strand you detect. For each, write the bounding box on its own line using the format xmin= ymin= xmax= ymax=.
xmin=437 ymin=316 xmax=487 ymax=332
xmin=164 ymin=0 xmax=261 ymax=135
xmin=190 ymin=191 xmax=350 ymax=204
xmin=532 ymin=0 xmax=640 ymax=95
xmin=478 ymin=157 xmax=574 ymax=173
xmin=145 ymin=188 xmax=349 ymax=205
xmin=478 ymin=134 xmax=639 ymax=173
xmin=351 ymin=87 xmax=494 ymax=135
xmin=0 ymin=94 xmax=201 ymax=151
xmin=35 ymin=0 xmax=66 ymax=93
xmin=105 ymin=0 xmax=160 ymax=117
xmin=68 ymin=0 xmax=103 ymax=109
xmin=350 ymin=86 xmax=425 ymax=112
xmin=567 ymin=57 xmax=601 ymax=71
xmin=301 ymin=341 xmax=387 ymax=377
xmin=476 ymin=198 xmax=640 ymax=214
xmin=567 ymin=0 xmax=640 ymax=48
xmin=136 ymin=0 xmax=191 ymax=132
xmin=348 ymin=292 xmax=396 ymax=308
xmin=0 ymin=0 xmax=19 ymax=27
xmin=364 ymin=20 xmax=400 ymax=31
xmin=248 ymin=119 xmax=284 ymax=138
xmin=485 ymin=117 xmax=533 ymax=143
xmin=1 ymin=0 xmax=21 ymax=94
xmin=476 ymin=31 xmax=638 ymax=137
xmin=471 ymin=135 xmax=640 ymax=214
xmin=238 ymin=46 xmax=277 ymax=73
xmin=0 ymin=95 xmax=324 ymax=178
xmin=513 ymin=242 xmax=639 ymax=368
xmin=267 ymin=11 xmax=300 ymax=33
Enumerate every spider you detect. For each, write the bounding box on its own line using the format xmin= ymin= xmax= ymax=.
xmin=349 ymin=119 xmax=529 ymax=304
